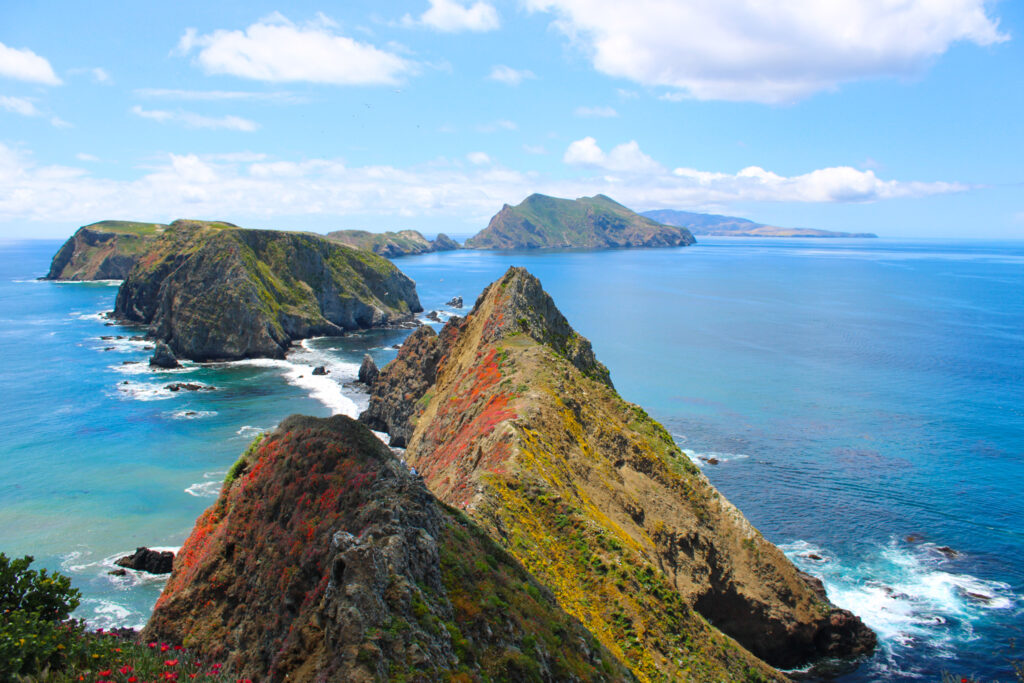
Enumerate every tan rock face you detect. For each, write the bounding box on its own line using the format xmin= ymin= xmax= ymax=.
xmin=144 ymin=414 xmax=630 ymax=683
xmin=363 ymin=267 xmax=875 ymax=681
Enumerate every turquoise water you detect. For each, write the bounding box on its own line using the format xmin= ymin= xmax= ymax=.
xmin=1 ymin=237 xmax=1021 ymax=680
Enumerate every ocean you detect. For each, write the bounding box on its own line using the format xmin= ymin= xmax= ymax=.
xmin=1 ymin=236 xmax=1021 ymax=681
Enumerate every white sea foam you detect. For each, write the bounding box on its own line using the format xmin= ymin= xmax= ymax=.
xmin=185 ymin=480 xmax=222 ymax=498
xmin=230 ymin=339 xmax=360 ymax=417
xmin=51 ymin=279 xmax=123 ymax=286
xmin=113 ymin=381 xmax=176 ymax=402
xmin=681 ymin=449 xmax=749 ymax=466
xmin=72 ymin=310 xmax=110 ymax=322
xmin=781 ymin=539 xmax=1017 ymax=665
xmin=170 ymin=410 xmax=217 ymax=420
xmin=237 ymin=425 xmax=270 ymax=438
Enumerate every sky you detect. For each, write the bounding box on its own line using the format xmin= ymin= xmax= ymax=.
xmin=1 ymin=0 xmax=1021 ymax=239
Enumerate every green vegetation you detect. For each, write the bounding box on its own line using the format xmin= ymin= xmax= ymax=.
xmin=325 ymin=229 xmax=460 ymax=257
xmin=83 ymin=220 xmax=168 ymax=236
xmin=465 ymin=193 xmax=694 ymax=250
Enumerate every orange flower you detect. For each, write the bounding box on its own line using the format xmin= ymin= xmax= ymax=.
xmin=165 ymin=659 xmax=179 ymax=666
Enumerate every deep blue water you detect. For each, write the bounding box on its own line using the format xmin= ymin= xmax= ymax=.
xmin=1 ymin=237 xmax=1021 ymax=680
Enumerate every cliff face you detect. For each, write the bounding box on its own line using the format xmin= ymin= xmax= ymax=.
xmin=326 ymin=229 xmax=461 ymax=257
xmin=465 ymin=194 xmax=695 ymax=250
xmin=362 ymin=267 xmax=875 ymax=681
xmin=44 ymin=221 xmax=166 ymax=280
xmin=144 ymin=414 xmax=630 ymax=683
xmin=113 ymin=220 xmax=421 ymax=361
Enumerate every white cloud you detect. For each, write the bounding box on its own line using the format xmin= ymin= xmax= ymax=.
xmin=131 ymin=106 xmax=260 ymax=132
xmin=136 ymin=88 xmax=301 ymax=103
xmin=0 ymin=95 xmax=41 ymax=117
xmin=76 ymin=153 xmax=100 ymax=162
xmin=177 ymin=14 xmax=413 ymax=85
xmin=489 ymin=65 xmax=535 ymax=86
xmin=403 ymin=0 xmax=500 ymax=32
xmin=467 ymin=151 xmax=492 ymax=165
xmin=574 ymin=105 xmax=618 ymax=118
xmin=50 ymin=116 xmax=72 ymax=129
xmin=525 ymin=0 xmax=1009 ymax=103
xmin=0 ymin=42 xmax=61 ymax=85
xmin=477 ymin=119 xmax=518 ymax=132
xmin=90 ymin=67 xmax=111 ymax=84
xmin=523 ymin=144 xmax=547 ymax=155
xmin=0 ymin=141 xmax=969 ymax=232
xmin=564 ymin=137 xmax=661 ymax=173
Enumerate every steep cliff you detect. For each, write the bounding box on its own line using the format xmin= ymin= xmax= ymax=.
xmin=326 ymin=229 xmax=461 ymax=257
xmin=144 ymin=414 xmax=631 ymax=682
xmin=44 ymin=221 xmax=166 ymax=280
xmin=113 ymin=220 xmax=421 ymax=361
xmin=465 ymin=194 xmax=695 ymax=250
xmin=362 ymin=267 xmax=875 ymax=681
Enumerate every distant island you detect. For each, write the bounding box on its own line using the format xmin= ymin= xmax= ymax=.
xmin=642 ymin=209 xmax=878 ymax=238
xmin=466 ymin=193 xmax=695 ymax=249
xmin=326 ymin=229 xmax=460 ymax=257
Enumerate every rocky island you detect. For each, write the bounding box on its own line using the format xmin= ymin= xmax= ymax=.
xmin=44 ymin=220 xmax=166 ymax=280
xmin=642 ymin=209 xmax=878 ymax=238
xmin=465 ymin=194 xmax=695 ymax=250
xmin=112 ymin=219 xmax=421 ymax=361
xmin=326 ymin=229 xmax=460 ymax=257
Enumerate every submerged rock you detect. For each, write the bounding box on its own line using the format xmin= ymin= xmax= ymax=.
xmin=116 ymin=547 xmax=174 ymax=574
xmin=149 ymin=342 xmax=180 ymax=369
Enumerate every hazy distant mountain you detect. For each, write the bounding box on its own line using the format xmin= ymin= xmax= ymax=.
xmin=642 ymin=209 xmax=877 ymax=238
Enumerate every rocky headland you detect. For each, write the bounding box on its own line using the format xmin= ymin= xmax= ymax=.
xmin=144 ymin=414 xmax=631 ymax=682
xmin=326 ymin=229 xmax=461 ymax=257
xmin=641 ymin=209 xmax=878 ymax=238
xmin=361 ymin=267 xmax=875 ymax=679
xmin=44 ymin=220 xmax=166 ymax=280
xmin=465 ymin=194 xmax=695 ymax=250
xmin=112 ymin=220 xmax=421 ymax=361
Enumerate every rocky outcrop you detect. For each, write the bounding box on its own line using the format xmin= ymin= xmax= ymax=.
xmin=113 ymin=220 xmax=421 ymax=362
xmin=326 ymin=229 xmax=461 ymax=257
xmin=357 ymin=354 xmax=378 ymax=385
xmin=44 ymin=221 xmax=166 ymax=280
xmin=446 ymin=296 xmax=463 ymax=308
xmin=361 ymin=266 xmax=875 ymax=680
xmin=466 ymin=194 xmax=695 ymax=250
xmin=144 ymin=414 xmax=630 ymax=682
xmin=115 ymin=547 xmax=174 ymax=574
xmin=149 ymin=342 xmax=180 ymax=369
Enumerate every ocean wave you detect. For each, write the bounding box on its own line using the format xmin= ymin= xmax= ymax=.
xmin=236 ymin=425 xmax=271 ymax=439
xmin=50 ymin=279 xmax=123 ymax=286
xmin=71 ymin=310 xmax=111 ymax=322
xmin=780 ymin=538 xmax=1017 ymax=673
xmin=113 ymin=381 xmax=176 ymax=402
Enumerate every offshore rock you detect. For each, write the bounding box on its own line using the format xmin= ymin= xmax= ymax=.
xmin=357 ymin=354 xmax=378 ymax=386
xmin=363 ymin=266 xmax=875 ymax=680
xmin=144 ymin=415 xmax=630 ymax=682
xmin=44 ymin=221 xmax=165 ymax=280
xmin=116 ymin=547 xmax=174 ymax=575
xmin=312 ymin=366 xmax=328 ymax=376
xmin=149 ymin=342 xmax=181 ymax=369
xmin=114 ymin=220 xmax=421 ymax=362
xmin=446 ymin=295 xmax=463 ymax=308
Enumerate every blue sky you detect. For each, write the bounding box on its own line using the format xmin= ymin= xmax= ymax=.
xmin=1 ymin=0 xmax=1021 ymax=239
